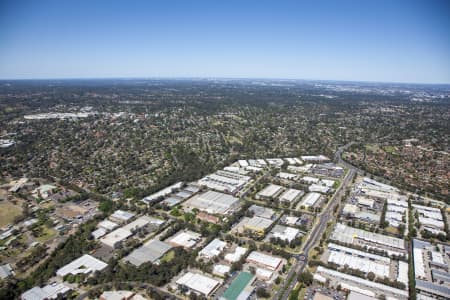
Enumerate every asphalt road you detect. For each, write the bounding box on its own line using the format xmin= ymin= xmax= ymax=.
xmin=273 ymin=153 xmax=356 ymax=300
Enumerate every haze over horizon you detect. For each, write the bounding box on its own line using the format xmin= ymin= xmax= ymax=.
xmin=1 ymin=0 xmax=450 ymax=84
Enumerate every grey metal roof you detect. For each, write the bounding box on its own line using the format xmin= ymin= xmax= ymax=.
xmin=124 ymin=239 xmax=171 ymax=266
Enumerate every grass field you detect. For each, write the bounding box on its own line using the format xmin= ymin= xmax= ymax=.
xmin=0 ymin=201 xmax=23 ymax=227
xmin=36 ymin=226 xmax=57 ymax=243
xmin=160 ymin=250 xmax=175 ymax=263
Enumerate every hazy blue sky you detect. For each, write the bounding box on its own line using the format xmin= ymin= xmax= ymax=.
xmin=1 ymin=0 xmax=449 ymax=83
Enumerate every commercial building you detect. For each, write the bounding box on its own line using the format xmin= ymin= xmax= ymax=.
xmin=109 ymin=210 xmax=135 ymax=223
xmin=99 ymin=291 xmax=147 ymax=300
xmin=234 ymin=216 xmax=273 ymax=236
xmin=413 ymin=204 xmax=445 ymax=231
xmin=98 ymin=220 xmax=119 ymax=231
xmin=198 ymin=170 xmax=251 ymax=194
xmin=301 ymin=155 xmax=330 ymax=162
xmin=330 ymin=223 xmax=407 ymax=257
xmin=124 ymin=239 xmax=172 ymax=266
xmin=167 ymin=230 xmax=201 ymax=249
xmin=0 ymin=263 xmax=13 ymax=279
xmin=301 ymin=192 xmax=322 ymax=208
xmin=309 ymin=184 xmax=331 ymax=194
xmin=314 ymin=267 xmax=409 ymax=299
xmin=21 ymin=283 xmax=71 ymax=300
xmin=100 ymin=228 xmax=133 ymax=248
xmin=266 ymin=225 xmax=300 ymax=242
xmin=279 ymin=188 xmax=304 ymax=204
xmin=142 ymin=182 xmax=184 ymax=204
xmin=161 ymin=196 xmax=183 ymax=207
xmin=213 ymin=264 xmax=231 ymax=277
xmin=276 ymin=172 xmax=298 ymax=180
xmin=56 ymin=254 xmax=107 ymax=277
xmin=255 ymin=184 xmax=284 ymax=200
xmin=246 ymin=251 xmax=282 ymax=271
xmin=91 ymin=228 xmax=107 ymax=239
xmin=32 ymin=184 xmax=57 ymax=200
xmin=288 ymin=164 xmax=313 ymax=173
xmin=199 ymin=239 xmax=227 ymax=259
xmin=176 ymin=272 xmax=221 ymax=297
xmin=221 ymin=271 xmax=255 ymax=300
xmin=327 ymin=243 xmax=391 ymax=278
xmin=412 ymin=239 xmax=450 ymax=299
xmin=266 ymin=158 xmax=285 ymax=166
xmin=248 ymin=204 xmax=275 ymax=219
xmin=225 ymin=246 xmax=248 ymax=263
xmin=121 ymin=215 xmax=160 ymax=232
xmin=183 ymin=190 xmax=240 ymax=215
xmin=302 ymin=176 xmax=320 ymax=184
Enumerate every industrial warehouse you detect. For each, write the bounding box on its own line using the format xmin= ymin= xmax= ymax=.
xmin=330 ymin=223 xmax=407 ymax=257
xmin=175 ymin=272 xmax=222 ymax=297
xmin=124 ymin=239 xmax=172 ymax=266
xmin=56 ymin=254 xmax=108 ymax=277
xmin=183 ymin=190 xmax=240 ymax=215
xmin=197 ymin=170 xmax=251 ymax=194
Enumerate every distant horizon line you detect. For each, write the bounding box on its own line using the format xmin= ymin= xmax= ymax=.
xmin=1 ymin=76 xmax=450 ymax=86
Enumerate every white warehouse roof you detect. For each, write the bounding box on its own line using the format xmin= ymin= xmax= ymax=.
xmin=256 ymin=184 xmax=283 ymax=198
xmin=247 ymin=251 xmax=282 ymax=271
xmin=199 ymin=239 xmax=226 ymax=259
xmin=56 ymin=254 xmax=107 ymax=277
xmin=176 ymin=272 xmax=221 ymax=296
xmin=184 ymin=190 xmax=239 ymax=215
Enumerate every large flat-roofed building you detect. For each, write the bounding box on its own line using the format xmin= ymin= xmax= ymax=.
xmin=141 ymin=181 xmax=184 ymax=204
xmin=309 ymin=184 xmax=331 ymax=194
xmin=176 ymin=272 xmax=221 ymax=297
xmin=109 ymin=210 xmax=135 ymax=223
xmin=98 ymin=219 xmax=119 ymax=231
xmin=56 ymin=254 xmax=107 ymax=277
xmin=279 ymin=189 xmax=304 ymax=204
xmin=330 ymin=223 xmax=406 ymax=257
xmin=301 ymin=155 xmax=330 ymax=162
xmin=327 ymin=243 xmax=391 ymax=278
xmin=234 ymin=216 xmax=273 ymax=236
xmin=21 ymin=283 xmax=71 ymax=300
xmin=314 ymin=266 xmax=409 ymax=300
xmin=412 ymin=239 xmax=450 ymax=299
xmin=300 ymin=192 xmax=322 ymax=208
xmin=100 ymin=227 xmax=133 ymax=248
xmin=246 ymin=251 xmax=282 ymax=271
xmin=276 ymin=172 xmax=298 ymax=181
xmin=0 ymin=264 xmax=13 ymax=279
xmin=222 ymin=271 xmax=255 ymax=300
xmin=256 ymin=184 xmax=284 ymax=200
xmin=266 ymin=225 xmax=301 ymax=242
xmin=124 ymin=239 xmax=172 ymax=266
xmin=225 ymin=246 xmax=248 ymax=263
xmin=167 ymin=230 xmax=201 ymax=249
xmin=248 ymin=204 xmax=275 ymax=219
xmin=183 ymin=190 xmax=240 ymax=215
xmin=199 ymin=239 xmax=227 ymax=259
xmin=198 ymin=170 xmax=251 ymax=194
xmin=121 ymin=215 xmax=162 ymax=232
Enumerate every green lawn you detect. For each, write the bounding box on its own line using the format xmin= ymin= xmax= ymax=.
xmin=160 ymin=250 xmax=175 ymax=263
xmin=36 ymin=226 xmax=57 ymax=243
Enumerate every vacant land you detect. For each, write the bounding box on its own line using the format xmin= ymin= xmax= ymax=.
xmin=0 ymin=201 xmax=22 ymax=227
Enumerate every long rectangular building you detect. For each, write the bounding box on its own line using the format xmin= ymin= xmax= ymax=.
xmin=183 ymin=190 xmax=240 ymax=215
xmin=246 ymin=251 xmax=282 ymax=271
xmin=330 ymin=223 xmax=406 ymax=256
xmin=176 ymin=272 xmax=221 ymax=297
xmin=56 ymin=254 xmax=107 ymax=277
